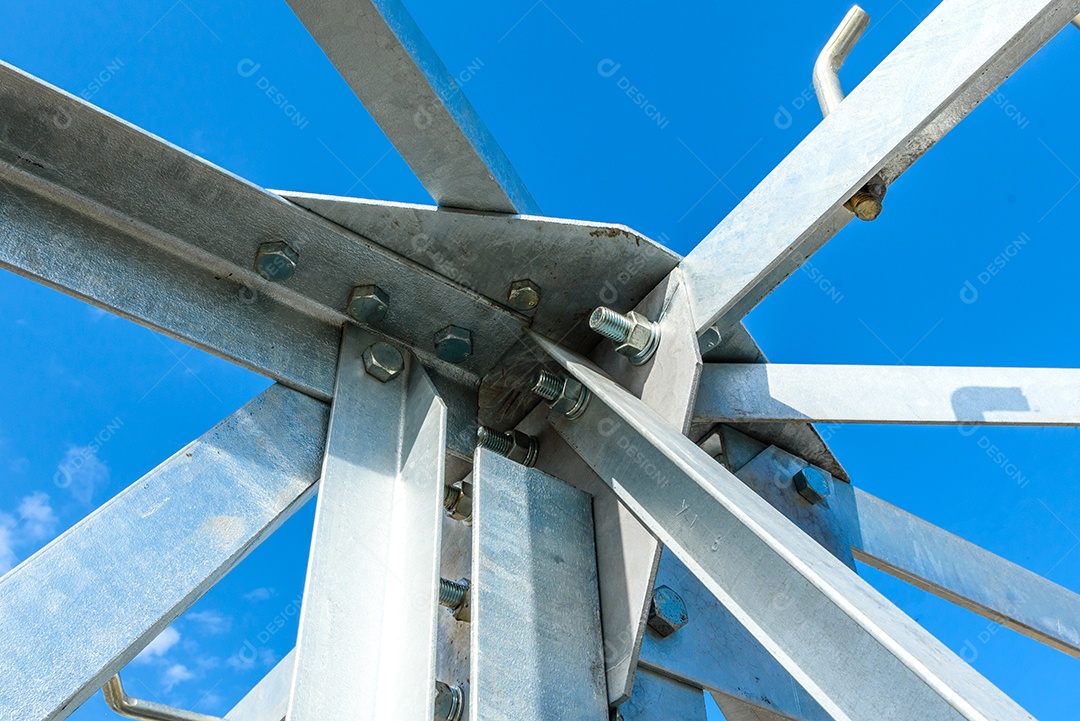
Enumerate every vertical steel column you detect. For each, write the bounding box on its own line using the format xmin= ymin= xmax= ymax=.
xmin=470 ymin=449 xmax=608 ymax=720
xmin=287 ymin=326 xmax=447 ymax=720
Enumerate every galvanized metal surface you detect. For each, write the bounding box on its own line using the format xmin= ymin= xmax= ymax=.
xmin=288 ymin=326 xmax=446 ymax=721
xmin=696 ymin=363 xmax=1080 ymax=425
xmin=535 ymin=332 xmax=1037 ymax=721
xmin=279 ymin=190 xmax=681 ymax=431
xmin=679 ymin=0 xmax=1080 ymax=335
xmin=617 ymin=668 xmax=706 ymax=721
xmin=225 ymin=650 xmax=294 ymax=721
xmin=734 ymin=447 xmax=857 ymax=569
xmin=470 ymin=449 xmax=608 ymax=721
xmin=852 ymin=487 xmax=1080 ymax=658
xmin=579 ymin=271 xmax=703 ymax=703
xmin=0 ymin=62 xmax=519 ymax=386
xmin=639 ymin=550 xmax=828 ymax=721
xmin=284 ymin=0 xmax=538 ymax=214
xmin=700 ymin=325 xmax=847 ymax=482
xmin=0 ymin=385 xmax=328 ymax=721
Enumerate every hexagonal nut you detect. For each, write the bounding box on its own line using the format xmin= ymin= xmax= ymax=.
xmin=505 ymin=429 xmax=539 ymax=467
xmin=548 ymin=376 xmax=590 ymax=419
xmin=347 ymin=285 xmax=389 ymax=325
xmin=792 ymin=466 xmax=831 ymax=504
xmin=362 ymin=342 xmax=404 ymax=383
xmin=507 ymin=278 xmax=541 ymax=311
xmin=254 ymin=240 xmax=299 ymax=281
xmin=647 ymin=585 xmax=688 ymax=638
xmin=613 ymin=311 xmax=660 ymax=364
xmin=434 ymin=325 xmax=472 ymax=364
xmin=433 ymin=681 xmax=463 ymax=721
xmin=446 ymin=480 xmax=473 ymax=522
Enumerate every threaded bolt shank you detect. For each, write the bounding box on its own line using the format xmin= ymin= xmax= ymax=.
xmin=589 ymin=307 xmax=634 ymax=343
xmin=439 ymin=578 xmax=469 ymax=610
xmin=530 ymin=370 xmax=564 ymax=401
xmin=476 ymin=426 xmax=514 ymax=456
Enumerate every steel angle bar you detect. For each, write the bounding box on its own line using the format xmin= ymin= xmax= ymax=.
xmin=288 ymin=326 xmax=446 ymax=721
xmin=678 ymin=0 xmax=1080 ymax=335
xmin=284 ymin=0 xmax=539 ymax=215
xmin=531 ymin=332 xmax=1036 ymax=721
xmin=696 ymin=363 xmax=1080 ymax=426
xmin=700 ymin=325 xmax=846 ymax=481
xmin=617 ymin=668 xmax=706 ymax=721
xmin=639 ymin=550 xmax=829 ymax=721
xmin=470 ymin=449 xmax=608 ymax=721
xmin=225 ymin=650 xmax=295 ymax=721
xmin=0 ymin=62 xmax=529 ymax=389
xmin=0 ymin=385 xmax=328 ymax=721
xmin=851 ymin=488 xmax=1080 ymax=659
xmin=711 ymin=694 xmax=806 ymax=721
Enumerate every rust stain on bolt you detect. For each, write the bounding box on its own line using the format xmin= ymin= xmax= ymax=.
xmin=507 ymin=279 xmax=541 ymax=311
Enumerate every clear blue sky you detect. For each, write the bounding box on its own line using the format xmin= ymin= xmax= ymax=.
xmin=1 ymin=1 xmax=1078 ymax=718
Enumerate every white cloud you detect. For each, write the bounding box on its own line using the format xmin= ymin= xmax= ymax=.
xmin=134 ymin=626 xmax=181 ymax=663
xmin=17 ymin=493 xmax=58 ymax=542
xmin=162 ymin=663 xmax=194 ymax=691
xmin=0 ymin=493 xmax=59 ymax=575
xmin=55 ymin=446 xmax=110 ymax=505
xmin=243 ymin=587 xmax=275 ymax=602
xmin=187 ymin=610 xmax=232 ymax=635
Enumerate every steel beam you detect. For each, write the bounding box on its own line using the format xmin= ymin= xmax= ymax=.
xmin=678 ymin=0 xmax=1080 ymax=334
xmin=533 ymin=332 xmax=1036 ymax=721
xmin=0 ymin=61 xmax=538 ymax=388
xmin=0 ymin=385 xmax=328 ymax=721
xmin=639 ymin=550 xmax=829 ymax=721
xmin=284 ymin=0 xmax=539 ymax=214
xmin=225 ymin=650 xmax=294 ymax=721
xmin=288 ymin=327 xmax=446 ymax=721
xmin=852 ymin=487 xmax=1080 ymax=659
xmin=696 ymin=363 xmax=1080 ymax=426
xmin=470 ymin=449 xmax=608 ymax=720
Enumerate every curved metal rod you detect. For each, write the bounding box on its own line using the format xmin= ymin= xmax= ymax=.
xmin=102 ymin=674 xmax=224 ymax=721
xmin=813 ymin=5 xmax=871 ymax=117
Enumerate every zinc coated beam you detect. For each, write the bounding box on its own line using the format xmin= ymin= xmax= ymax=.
xmin=696 ymin=363 xmax=1080 ymax=426
xmin=533 ymin=332 xmax=1036 ymax=721
xmin=679 ymin=0 xmax=1080 ymax=334
xmin=225 ymin=650 xmax=295 ymax=721
xmin=470 ymin=449 xmax=608 ymax=721
xmin=288 ymin=327 xmax=447 ymax=721
xmin=0 ymin=385 xmax=328 ymax=721
xmin=638 ymin=550 xmax=830 ymax=721
xmin=853 ymin=488 xmax=1080 ymax=659
xmin=285 ymin=0 xmax=539 ymax=214
xmin=0 ymin=60 xmax=515 ymax=387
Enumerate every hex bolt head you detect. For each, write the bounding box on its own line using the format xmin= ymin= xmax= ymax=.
xmin=507 ymin=278 xmax=542 ymax=311
xmin=434 ymin=325 xmax=472 ymax=364
xmin=792 ymin=466 xmax=831 ymax=504
xmin=347 ymin=285 xmax=389 ymax=325
xmin=434 ymin=681 xmax=464 ymax=721
xmin=362 ymin=342 xmax=404 ymax=383
xmin=254 ymin=241 xmax=299 ymax=281
xmin=589 ymin=307 xmax=661 ymax=365
xmin=647 ymin=585 xmax=688 ymax=637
